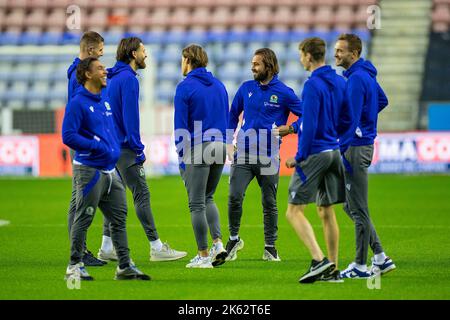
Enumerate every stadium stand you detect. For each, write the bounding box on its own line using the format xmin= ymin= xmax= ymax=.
xmin=418 ymin=0 xmax=450 ymax=129
xmin=1 ymin=0 xmax=375 ymax=133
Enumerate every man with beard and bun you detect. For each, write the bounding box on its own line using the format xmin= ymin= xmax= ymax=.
xmin=66 ymin=31 xmax=106 ymax=267
xmin=334 ymin=33 xmax=395 ymax=279
xmin=63 ymin=57 xmax=150 ymax=281
xmin=225 ymin=48 xmax=302 ymax=262
xmin=98 ymin=37 xmax=187 ymax=262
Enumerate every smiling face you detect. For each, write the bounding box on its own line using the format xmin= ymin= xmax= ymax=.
xmin=87 ymin=60 xmax=108 ymax=88
xmin=251 ymin=54 xmax=270 ymax=82
xmin=88 ymin=41 xmax=104 ymax=59
xmin=334 ymin=40 xmax=356 ymax=70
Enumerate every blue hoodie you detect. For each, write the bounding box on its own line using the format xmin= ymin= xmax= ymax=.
xmin=174 ymin=67 xmax=229 ymax=158
xmin=107 ymin=61 xmax=145 ymax=161
xmin=341 ymin=58 xmax=389 ymax=148
xmin=228 ymin=75 xmax=302 ymax=157
xmin=67 ymin=57 xmax=81 ymax=101
xmin=296 ymin=65 xmax=349 ymax=162
xmin=62 ymin=86 xmax=120 ymax=171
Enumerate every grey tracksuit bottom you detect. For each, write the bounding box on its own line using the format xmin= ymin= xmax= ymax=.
xmin=343 ymin=145 xmax=384 ymax=265
xmin=69 ymin=164 xmax=130 ymax=266
xmin=179 ymin=142 xmax=225 ymax=251
xmin=228 ymin=154 xmax=280 ymax=246
xmin=103 ymin=148 xmax=159 ymax=242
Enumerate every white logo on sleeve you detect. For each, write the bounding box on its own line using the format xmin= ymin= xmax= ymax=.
xmin=248 ymin=92 xmax=253 ymax=98
xmin=89 ymin=106 xmax=94 ymax=113
xmin=355 ymin=127 xmax=362 ymax=137
xmin=104 ymin=101 xmax=111 ymax=110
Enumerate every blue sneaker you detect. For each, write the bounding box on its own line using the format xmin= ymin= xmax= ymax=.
xmin=340 ymin=262 xmax=372 ymax=279
xmin=370 ymin=256 xmax=396 ymax=275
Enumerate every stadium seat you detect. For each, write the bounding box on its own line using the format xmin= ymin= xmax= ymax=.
xmin=231 ymin=6 xmax=252 ymax=29
xmin=157 ymin=62 xmax=182 ymax=82
xmin=129 ymin=9 xmax=150 ymax=28
xmin=191 ymin=7 xmax=211 ymax=29
xmin=149 ymin=7 xmax=171 ymax=29
xmin=210 ymin=6 xmax=232 ymax=29
xmin=5 ymin=8 xmax=26 ymax=28
xmin=169 ymin=7 xmax=192 ymax=29
xmin=292 ymin=6 xmax=314 ymax=30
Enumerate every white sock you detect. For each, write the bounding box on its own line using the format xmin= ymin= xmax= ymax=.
xmin=230 ymin=235 xmax=239 ymax=241
xmin=374 ymin=252 xmax=386 ymax=264
xmin=355 ymin=263 xmax=367 ymax=272
xmin=101 ymin=235 xmax=113 ymax=252
xmin=150 ymin=239 xmax=163 ymax=251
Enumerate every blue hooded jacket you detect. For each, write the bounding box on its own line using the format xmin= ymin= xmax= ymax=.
xmin=107 ymin=61 xmax=145 ymax=161
xmin=62 ymin=86 xmax=120 ymax=171
xmin=174 ymin=67 xmax=229 ymax=158
xmin=341 ymin=58 xmax=389 ymax=148
xmin=228 ymin=75 xmax=302 ymax=157
xmin=296 ymin=65 xmax=349 ymax=162
xmin=67 ymin=57 xmax=81 ymax=101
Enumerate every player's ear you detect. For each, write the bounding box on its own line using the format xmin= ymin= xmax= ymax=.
xmin=85 ymin=70 xmax=91 ymax=81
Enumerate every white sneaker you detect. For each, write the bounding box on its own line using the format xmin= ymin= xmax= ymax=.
xmin=262 ymin=247 xmax=281 ymax=261
xmin=65 ymin=262 xmax=93 ymax=281
xmin=185 ymin=255 xmax=213 ymax=268
xmin=209 ymin=243 xmax=228 ymax=267
xmin=150 ymin=242 xmax=187 ymax=261
xmin=97 ymin=248 xmax=118 ymax=262
xmin=225 ymin=238 xmax=244 ymax=261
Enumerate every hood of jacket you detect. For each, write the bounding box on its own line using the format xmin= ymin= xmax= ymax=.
xmin=310 ymin=65 xmax=340 ymax=90
xmin=344 ymin=58 xmax=377 ymax=79
xmin=74 ymin=85 xmax=102 ymax=102
xmin=67 ymin=57 xmax=81 ymax=80
xmin=107 ymin=61 xmax=137 ymax=79
xmin=186 ymin=67 xmax=214 ymax=86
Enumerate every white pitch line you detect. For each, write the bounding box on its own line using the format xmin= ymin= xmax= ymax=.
xmin=0 ymin=220 xmax=10 ymax=227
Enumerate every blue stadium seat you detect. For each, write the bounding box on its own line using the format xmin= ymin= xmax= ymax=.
xmin=141 ymin=31 xmax=165 ymax=45
xmin=103 ymin=32 xmax=124 ymax=46
xmin=19 ymin=32 xmax=41 ymax=46
xmin=162 ymin=31 xmax=187 ymax=46
xmin=61 ymin=32 xmax=81 ymax=45
xmin=39 ymin=32 xmax=62 ymax=45
xmin=0 ymin=32 xmax=21 ymax=46
xmin=157 ymin=63 xmax=182 ymax=82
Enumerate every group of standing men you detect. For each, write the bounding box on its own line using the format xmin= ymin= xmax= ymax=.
xmin=63 ymin=30 xmax=396 ymax=283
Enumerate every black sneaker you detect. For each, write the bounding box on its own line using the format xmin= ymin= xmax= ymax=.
xmin=82 ymin=249 xmax=107 ymax=266
xmin=115 ymin=265 xmax=151 ymax=280
xmin=263 ymin=246 xmax=281 ymax=261
xmin=318 ymin=268 xmax=344 ymax=283
xmin=299 ymin=257 xmax=335 ymax=284
xmin=225 ymin=238 xmax=244 ymax=261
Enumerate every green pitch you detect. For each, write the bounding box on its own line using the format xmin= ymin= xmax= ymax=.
xmin=0 ymin=174 xmax=449 ymax=300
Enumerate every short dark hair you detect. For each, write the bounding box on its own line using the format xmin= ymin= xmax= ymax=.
xmin=338 ymin=33 xmax=362 ymax=56
xmin=254 ymin=48 xmax=279 ymax=75
xmin=116 ymin=37 xmax=143 ymax=64
xmin=182 ymin=44 xmax=208 ymax=69
xmin=80 ymin=31 xmax=104 ymax=49
xmin=76 ymin=57 xmax=98 ymax=85
xmin=299 ymin=37 xmax=326 ymax=62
